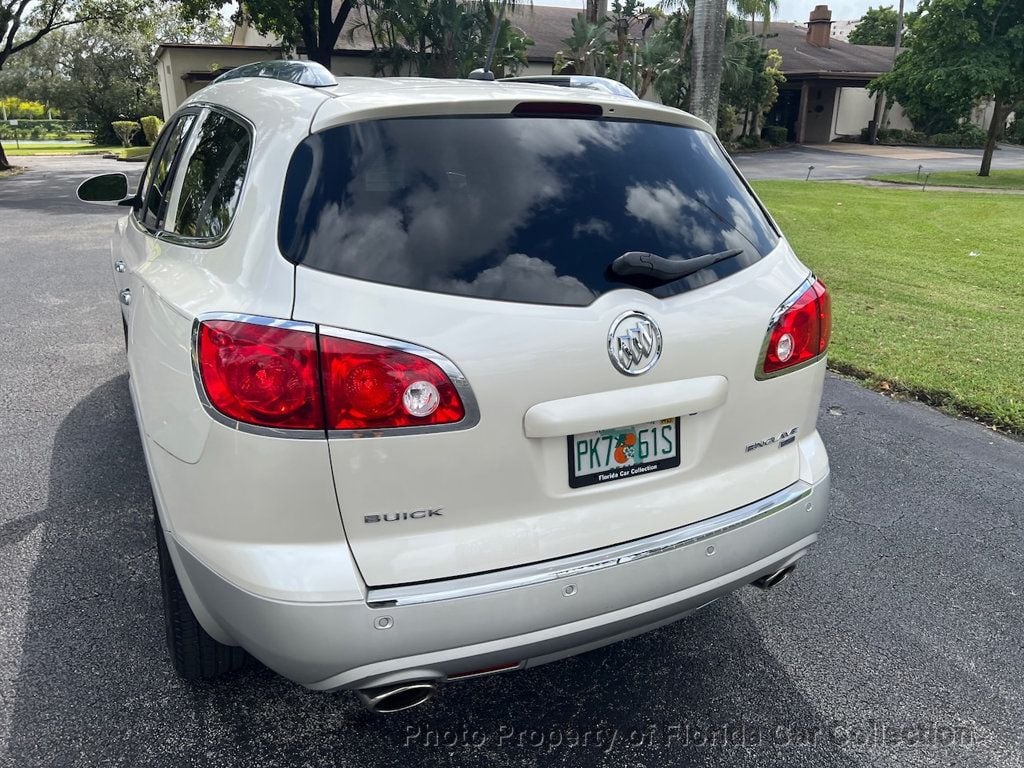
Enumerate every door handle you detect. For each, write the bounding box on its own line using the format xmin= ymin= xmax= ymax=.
xmin=119 ymin=288 xmax=132 ymax=307
xmin=114 ymin=260 xmax=127 ymax=273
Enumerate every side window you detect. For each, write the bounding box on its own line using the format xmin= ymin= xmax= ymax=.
xmin=139 ymin=113 xmax=196 ymax=230
xmin=170 ymin=112 xmax=251 ymax=241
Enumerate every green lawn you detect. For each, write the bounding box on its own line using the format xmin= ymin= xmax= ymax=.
xmin=870 ymin=169 xmax=1024 ymax=190
xmin=5 ymin=143 xmax=116 ymax=156
xmin=5 ymin=143 xmax=149 ymax=160
xmin=752 ymin=181 xmax=1024 ymax=433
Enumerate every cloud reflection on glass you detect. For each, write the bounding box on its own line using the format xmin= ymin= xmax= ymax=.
xmin=280 ymin=116 xmax=778 ymax=306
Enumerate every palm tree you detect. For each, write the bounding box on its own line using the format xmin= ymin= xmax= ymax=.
xmin=758 ymin=0 xmax=778 ymax=47
xmin=557 ymin=13 xmax=610 ymax=76
xmin=733 ymin=0 xmax=759 ymax=35
xmin=689 ymin=0 xmax=728 ymax=126
xmin=732 ymin=0 xmax=777 ymax=45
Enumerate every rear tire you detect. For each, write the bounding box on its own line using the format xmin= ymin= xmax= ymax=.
xmin=154 ymin=501 xmax=249 ymax=681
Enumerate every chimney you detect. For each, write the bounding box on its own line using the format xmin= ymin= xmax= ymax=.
xmin=806 ymin=5 xmax=833 ymax=47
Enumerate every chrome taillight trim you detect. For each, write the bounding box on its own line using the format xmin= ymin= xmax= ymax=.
xmin=316 ymin=325 xmax=481 ymax=439
xmin=366 ymin=480 xmax=813 ymax=607
xmin=191 ymin=313 xmax=325 ymax=439
xmin=754 ymin=274 xmax=828 ymax=381
xmin=190 ymin=313 xmax=481 ymax=439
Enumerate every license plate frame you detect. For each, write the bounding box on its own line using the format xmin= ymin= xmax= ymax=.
xmin=566 ymin=417 xmax=681 ymax=488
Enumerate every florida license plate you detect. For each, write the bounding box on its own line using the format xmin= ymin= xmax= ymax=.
xmin=567 ymin=417 xmax=681 ymax=488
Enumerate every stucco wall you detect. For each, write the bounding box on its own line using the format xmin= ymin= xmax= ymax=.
xmin=832 ymin=87 xmax=913 ymax=138
xmin=328 ymin=56 xmax=377 ymax=78
xmin=155 ymin=47 xmax=286 ymax=117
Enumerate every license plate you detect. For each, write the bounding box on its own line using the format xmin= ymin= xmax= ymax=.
xmin=567 ymin=417 xmax=681 ymax=488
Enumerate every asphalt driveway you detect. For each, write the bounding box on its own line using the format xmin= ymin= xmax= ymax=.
xmin=1 ymin=157 xmax=1022 ymax=768
xmin=733 ymin=141 xmax=1024 ymax=181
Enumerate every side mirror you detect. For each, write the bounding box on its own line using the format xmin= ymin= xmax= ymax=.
xmin=77 ymin=173 xmax=130 ymax=205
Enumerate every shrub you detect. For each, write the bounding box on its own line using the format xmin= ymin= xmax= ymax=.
xmin=716 ymin=105 xmax=737 ymax=143
xmin=764 ymin=125 xmax=788 ymax=145
xmin=926 ymin=126 xmax=986 ymax=148
xmin=954 ymin=123 xmax=987 ymax=147
xmin=140 ymin=115 xmax=164 ymax=145
xmin=1 ymin=97 xmax=48 ymax=119
xmin=111 ymin=120 xmax=141 ymax=148
xmin=737 ymin=135 xmax=765 ymax=150
xmin=29 ymin=126 xmax=45 ymax=140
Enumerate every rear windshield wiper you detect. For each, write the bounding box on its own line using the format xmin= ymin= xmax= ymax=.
xmin=610 ymin=249 xmax=743 ymax=283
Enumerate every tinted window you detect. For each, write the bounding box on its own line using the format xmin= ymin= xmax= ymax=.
xmin=279 ymin=117 xmax=779 ymax=307
xmin=172 ymin=112 xmax=250 ymax=240
xmin=139 ymin=113 xmax=195 ymax=230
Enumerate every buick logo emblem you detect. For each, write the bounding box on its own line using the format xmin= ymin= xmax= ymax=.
xmin=608 ymin=311 xmax=662 ymax=376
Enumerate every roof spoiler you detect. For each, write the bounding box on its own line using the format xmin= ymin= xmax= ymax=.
xmin=213 ymin=60 xmax=337 ymax=88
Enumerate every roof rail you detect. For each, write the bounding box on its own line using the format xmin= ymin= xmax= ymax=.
xmin=500 ymin=75 xmax=639 ymax=100
xmin=213 ymin=60 xmax=337 ymax=88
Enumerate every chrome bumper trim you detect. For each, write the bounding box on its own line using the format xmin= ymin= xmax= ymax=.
xmin=367 ymin=480 xmax=813 ymax=608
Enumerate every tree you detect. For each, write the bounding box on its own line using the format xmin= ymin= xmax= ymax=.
xmin=629 ymin=30 xmax=676 ymax=99
xmin=872 ymin=0 xmax=1024 ymax=176
xmin=0 ymin=0 xmax=144 ymax=169
xmin=55 ymin=19 xmax=164 ymax=144
xmin=0 ymin=28 xmax=70 ymax=112
xmin=848 ymin=5 xmax=919 ymax=46
xmin=180 ymin=0 xmax=355 ymax=67
xmin=733 ymin=0 xmax=758 ymax=35
xmin=732 ymin=0 xmax=776 ymax=44
xmin=1 ymin=3 xmax=227 ymax=155
xmin=556 ymin=13 xmax=610 ymax=75
xmin=757 ymin=0 xmax=777 ymax=45
xmin=722 ymin=41 xmax=784 ymax=137
xmin=112 ymin=120 xmax=140 ymax=146
xmin=357 ymin=0 xmax=532 ymax=78
xmin=605 ymin=0 xmax=653 ymax=81
xmin=689 ymin=0 xmax=728 ymax=127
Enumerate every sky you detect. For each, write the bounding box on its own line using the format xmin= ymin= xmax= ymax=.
xmin=535 ymin=0 xmax=920 ymax=22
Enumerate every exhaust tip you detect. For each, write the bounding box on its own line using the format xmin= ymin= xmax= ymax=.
xmin=357 ymin=682 xmax=437 ymax=714
xmin=752 ymin=563 xmax=796 ymax=591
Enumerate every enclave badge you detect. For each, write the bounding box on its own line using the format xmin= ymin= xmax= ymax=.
xmin=608 ymin=311 xmax=663 ymax=375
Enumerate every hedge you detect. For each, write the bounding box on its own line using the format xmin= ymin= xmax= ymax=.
xmin=140 ymin=115 xmax=164 ymax=145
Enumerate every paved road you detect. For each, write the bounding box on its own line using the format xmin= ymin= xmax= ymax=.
xmin=733 ymin=142 xmax=1024 ymax=181
xmin=2 ymin=157 xmax=1023 ymax=767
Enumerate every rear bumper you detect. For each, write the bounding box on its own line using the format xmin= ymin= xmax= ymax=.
xmin=167 ymin=472 xmax=830 ymax=691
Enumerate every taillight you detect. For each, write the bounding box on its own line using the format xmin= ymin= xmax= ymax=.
xmin=758 ymin=278 xmax=831 ymax=378
xmin=197 ymin=320 xmax=322 ymax=428
xmin=194 ymin=318 xmax=468 ymax=432
xmin=320 ymin=336 xmax=465 ymax=430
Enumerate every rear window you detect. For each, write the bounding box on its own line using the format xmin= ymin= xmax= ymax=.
xmin=279 ymin=116 xmax=778 ymax=307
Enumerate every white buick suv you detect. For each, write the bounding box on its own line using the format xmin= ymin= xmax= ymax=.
xmin=78 ymin=61 xmax=831 ymax=713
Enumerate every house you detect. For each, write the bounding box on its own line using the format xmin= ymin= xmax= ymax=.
xmin=154 ymin=3 xmax=904 ymax=143
xmin=155 ymin=5 xmax=577 ymax=119
xmin=760 ymin=5 xmax=910 ymax=143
